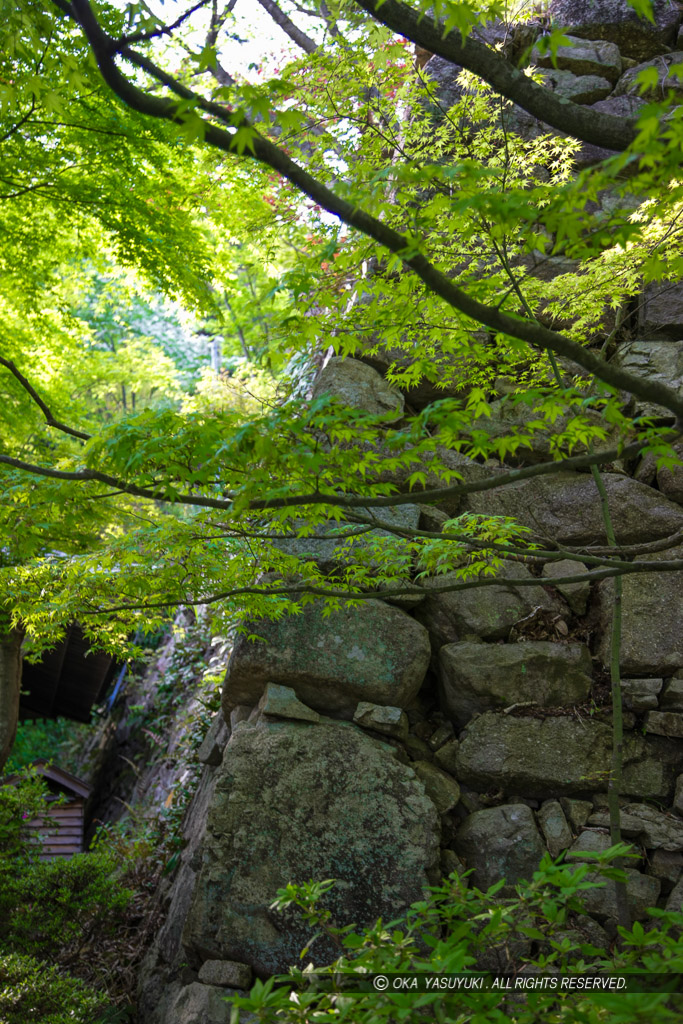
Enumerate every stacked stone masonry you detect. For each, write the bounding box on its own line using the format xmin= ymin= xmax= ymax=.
xmin=137 ymin=5 xmax=683 ymax=1021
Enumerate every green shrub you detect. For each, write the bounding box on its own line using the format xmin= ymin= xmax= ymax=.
xmin=0 ymin=768 xmax=53 ymax=862
xmin=0 ymin=952 xmax=109 ymax=1024
xmin=233 ymin=850 xmax=683 ymax=1024
xmin=1 ymin=849 xmax=133 ymax=958
xmin=0 ymin=772 xmax=135 ymax=1019
xmin=0 ymin=773 xmax=133 ymax=958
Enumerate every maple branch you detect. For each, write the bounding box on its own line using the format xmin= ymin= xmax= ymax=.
xmin=0 ymin=433 xmax=675 ymax=513
xmin=81 ymin=557 xmax=683 ymax=615
xmin=256 ymin=0 xmax=318 ymax=53
xmin=112 ymin=0 xmax=213 ymax=50
xmin=0 ymin=356 xmax=91 ymax=440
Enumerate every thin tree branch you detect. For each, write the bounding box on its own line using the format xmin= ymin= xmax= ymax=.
xmin=203 ymin=0 xmax=237 ymax=87
xmin=79 ymin=557 xmax=683 ymax=615
xmin=565 ymin=527 xmax=683 ymax=557
xmin=0 ymin=98 xmax=37 ymax=145
xmin=113 ymin=0 xmax=213 ymax=50
xmin=0 ymin=454 xmax=238 ymax=507
xmin=0 ymin=356 xmax=91 ymax=440
xmin=339 ymin=514 xmax=678 ymax=573
xmin=256 ymin=0 xmax=318 ymax=53
xmin=0 ymin=433 xmax=678 ymax=515
xmin=320 ymin=0 xmax=340 ymax=37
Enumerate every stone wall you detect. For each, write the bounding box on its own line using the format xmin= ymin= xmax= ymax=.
xmin=137 ymin=5 xmax=683 ymax=1022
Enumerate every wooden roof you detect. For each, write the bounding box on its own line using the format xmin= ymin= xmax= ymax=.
xmin=4 ymin=759 xmax=92 ymax=798
xmin=20 ymin=623 xmax=118 ymax=723
xmin=29 ymin=759 xmax=92 ymax=798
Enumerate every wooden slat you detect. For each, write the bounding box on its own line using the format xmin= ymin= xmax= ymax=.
xmin=35 ymin=824 xmax=83 ymax=834
xmin=25 ymin=821 xmax=82 ymax=838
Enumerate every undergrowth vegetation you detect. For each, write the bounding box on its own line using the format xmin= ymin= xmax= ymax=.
xmin=0 ymin=771 xmax=136 ymax=1022
xmin=234 ymin=853 xmax=683 ymax=1024
xmin=0 ymin=618 xmax=226 ymax=1024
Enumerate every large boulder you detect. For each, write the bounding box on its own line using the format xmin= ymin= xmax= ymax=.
xmin=222 ymin=599 xmax=430 ymax=718
xmin=532 ymin=34 xmax=622 ymax=81
xmin=183 ymin=719 xmax=440 ymax=976
xmin=595 ymin=544 xmax=683 ymax=674
xmin=311 ymin=356 xmax=404 ymax=421
xmin=542 ymin=559 xmax=591 ymax=615
xmin=170 ymin=983 xmax=232 ymax=1024
xmin=656 ymin=441 xmax=683 ymax=504
xmin=547 ymin=0 xmax=681 ymax=60
xmin=438 ymin=641 xmax=592 ymax=728
xmin=454 ymin=804 xmax=546 ymax=888
xmin=470 ymin=399 xmax=619 ymax=465
xmin=638 ymin=286 xmax=683 ymax=341
xmin=137 ymin=767 xmax=224 ymax=1024
xmin=464 ymin=471 xmax=683 ymax=545
xmin=575 ymin=94 xmax=646 ymax=164
xmin=644 ymin=710 xmax=683 ymax=738
xmin=538 ymin=800 xmax=573 ymax=858
xmin=349 ymin=442 xmax=493 ymax=518
xmin=588 ymin=802 xmax=683 ymax=851
xmin=667 ymin=873 xmax=683 ymax=911
xmin=614 ymin=52 xmax=683 ymax=98
xmin=545 ymin=69 xmax=613 ymax=103
xmin=415 ymin=560 xmax=566 ymax=645
xmin=610 ymin=339 xmax=683 ymax=417
xmin=456 ymin=713 xmax=683 ymax=799
xmin=411 ymin=760 xmax=461 ymax=813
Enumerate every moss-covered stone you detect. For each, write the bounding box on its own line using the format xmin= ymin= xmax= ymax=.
xmin=416 ymin=562 xmax=565 ymax=644
xmin=439 ymin=641 xmax=592 ymax=728
xmin=538 ymin=800 xmax=573 ymax=858
xmin=223 ymin=599 xmax=430 ymax=718
xmin=456 ymin=713 xmax=683 ymax=800
xmin=411 ymin=760 xmax=460 ymax=814
xmin=183 ymin=719 xmax=440 ymax=976
xmin=311 ymin=356 xmax=404 ymax=421
xmin=454 ymin=804 xmax=546 ymax=888
xmin=465 ymin=472 xmax=683 ymax=546
xmin=596 ymin=546 xmax=683 ymax=674
xmin=567 ymin=831 xmax=661 ymax=921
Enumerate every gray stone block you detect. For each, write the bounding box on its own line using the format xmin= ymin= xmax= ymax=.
xmin=198 ymin=960 xmax=252 ymax=989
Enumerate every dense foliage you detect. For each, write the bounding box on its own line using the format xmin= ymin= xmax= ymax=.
xmin=6 ymin=718 xmax=91 ymax=775
xmin=235 ymin=859 xmax=683 ymax=1024
xmin=0 ymin=772 xmax=134 ymax=1022
xmin=1 ymin=0 xmax=681 ymax=655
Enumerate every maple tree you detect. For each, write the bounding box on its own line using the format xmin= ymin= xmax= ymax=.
xmin=1 ymin=0 xmax=683 ymax=857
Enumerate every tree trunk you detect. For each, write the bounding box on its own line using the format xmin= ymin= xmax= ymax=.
xmin=0 ymin=629 xmax=23 ymax=772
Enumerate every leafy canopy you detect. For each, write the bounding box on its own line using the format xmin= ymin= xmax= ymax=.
xmin=1 ymin=0 xmax=682 ymax=654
